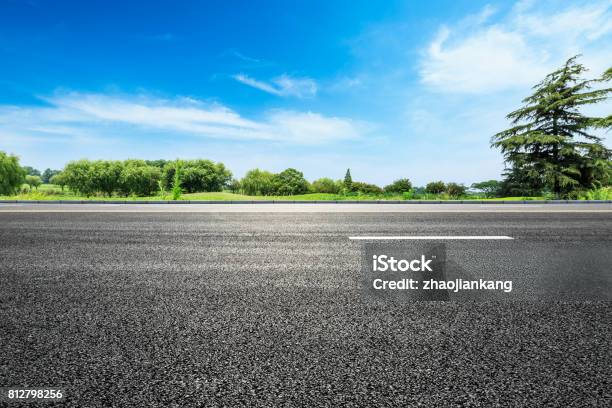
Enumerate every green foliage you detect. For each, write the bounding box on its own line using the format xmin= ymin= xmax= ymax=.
xmin=425 ymin=181 xmax=446 ymax=194
xmin=350 ymin=181 xmax=383 ymax=194
xmin=471 ymin=180 xmax=502 ymax=197
xmin=240 ymin=169 xmax=276 ymax=195
xmin=0 ymin=151 xmax=26 ymax=195
xmin=343 ymin=168 xmax=353 ymax=191
xmin=25 ymin=175 xmax=42 ymax=190
xmin=272 ymin=168 xmax=309 ymax=195
xmin=172 ymin=161 xmax=182 ymax=200
xmin=119 ymin=160 xmax=161 ymax=196
xmin=49 ymin=172 xmax=67 ymax=191
xmin=228 ymin=179 xmax=241 ymax=193
xmin=445 ymin=182 xmax=467 ymax=197
xmin=402 ymin=189 xmax=415 ymax=200
xmin=492 ymin=56 xmax=612 ymax=197
xmin=41 ymin=168 xmax=60 ymax=184
xmin=384 ymin=178 xmax=412 ymax=193
xmin=22 ymin=166 xmax=41 ymax=177
xmin=311 ymin=177 xmax=342 ymax=194
xmin=162 ymin=159 xmax=232 ymax=193
xmin=145 ymin=159 xmax=170 ymax=169
xmin=91 ymin=160 xmax=123 ymax=197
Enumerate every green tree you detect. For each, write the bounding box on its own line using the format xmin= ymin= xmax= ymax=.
xmin=240 ymin=169 xmax=275 ymax=195
xmin=425 ymin=181 xmax=446 ymax=194
xmin=119 ymin=160 xmax=161 ymax=196
xmin=384 ymin=178 xmax=413 ymax=193
xmin=492 ymin=56 xmax=611 ymax=197
xmin=22 ymin=166 xmax=41 ymax=177
xmin=0 ymin=151 xmax=26 ymax=195
xmin=446 ymin=182 xmax=467 ymax=198
xmin=25 ymin=175 xmax=42 ymax=190
xmin=272 ymin=168 xmax=309 ymax=195
xmin=471 ymin=180 xmax=502 ymax=198
xmin=91 ymin=160 xmax=123 ymax=197
xmin=50 ymin=172 xmax=67 ymax=192
xmin=311 ymin=178 xmax=342 ymax=194
xmin=63 ymin=160 xmax=96 ymax=196
xmin=228 ymin=178 xmax=241 ymax=193
xmin=343 ymin=168 xmax=353 ymax=191
xmin=41 ymin=168 xmax=60 ymax=184
xmin=162 ymin=159 xmax=232 ymax=193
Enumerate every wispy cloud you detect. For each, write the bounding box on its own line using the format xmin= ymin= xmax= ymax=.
xmin=233 ymin=74 xmax=318 ymax=98
xmin=0 ymin=92 xmax=365 ymax=146
xmin=420 ymin=0 xmax=612 ymax=93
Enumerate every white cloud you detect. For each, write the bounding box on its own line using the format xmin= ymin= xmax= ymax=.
xmin=233 ymin=74 xmax=318 ymax=98
xmin=420 ymin=0 xmax=612 ymax=93
xmin=0 ymin=92 xmax=364 ymax=146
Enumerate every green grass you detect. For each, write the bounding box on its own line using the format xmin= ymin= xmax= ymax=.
xmin=0 ymin=184 xmax=586 ymax=202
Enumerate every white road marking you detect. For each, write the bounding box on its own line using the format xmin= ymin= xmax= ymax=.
xmin=349 ymin=236 xmax=514 ymax=240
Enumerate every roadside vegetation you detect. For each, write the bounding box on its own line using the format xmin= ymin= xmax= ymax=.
xmin=0 ymin=57 xmax=610 ymax=202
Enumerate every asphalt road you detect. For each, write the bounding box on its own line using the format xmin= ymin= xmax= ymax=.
xmin=1 ymin=208 xmax=611 ymax=407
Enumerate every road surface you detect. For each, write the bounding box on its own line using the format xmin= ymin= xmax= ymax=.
xmin=1 ymin=205 xmax=611 ymax=406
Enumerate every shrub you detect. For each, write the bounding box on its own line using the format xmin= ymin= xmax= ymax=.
xmin=20 ymin=184 xmax=31 ymax=194
xmin=384 ymin=178 xmax=412 ymax=193
xmin=172 ymin=161 xmax=182 ymax=200
xmin=0 ymin=151 xmax=26 ymax=195
xmin=446 ymin=182 xmax=467 ymax=197
xmin=272 ymin=168 xmax=309 ymax=195
xmin=311 ymin=177 xmax=342 ymax=194
xmin=351 ymin=181 xmax=383 ymax=195
xmin=425 ymin=181 xmax=446 ymax=194
xmin=25 ymin=175 xmax=42 ymax=190
xmin=240 ymin=169 xmax=276 ymax=195
xmin=402 ymin=189 xmax=415 ymax=200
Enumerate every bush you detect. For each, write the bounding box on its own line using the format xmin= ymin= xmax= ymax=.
xmin=25 ymin=175 xmax=42 ymax=190
xmin=162 ymin=159 xmax=232 ymax=193
xmin=241 ymin=169 xmax=276 ymax=195
xmin=20 ymin=184 xmax=31 ymax=194
xmin=311 ymin=178 xmax=342 ymax=194
xmin=351 ymin=181 xmax=383 ymax=195
xmin=0 ymin=151 xmax=26 ymax=195
xmin=425 ymin=181 xmax=446 ymax=194
xmin=402 ymin=189 xmax=415 ymax=200
xmin=272 ymin=168 xmax=309 ymax=195
xmin=446 ymin=182 xmax=467 ymax=197
xmin=384 ymin=178 xmax=412 ymax=193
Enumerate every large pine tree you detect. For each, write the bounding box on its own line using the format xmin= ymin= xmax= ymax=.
xmin=492 ymin=56 xmax=611 ymax=197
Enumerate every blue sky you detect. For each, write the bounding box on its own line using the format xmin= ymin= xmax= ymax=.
xmin=1 ymin=0 xmax=610 ymax=185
